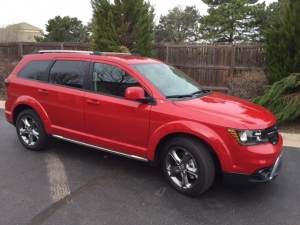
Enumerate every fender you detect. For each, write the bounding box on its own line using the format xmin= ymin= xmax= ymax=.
xmin=11 ymin=95 xmax=52 ymax=134
xmin=147 ymin=120 xmax=233 ymax=171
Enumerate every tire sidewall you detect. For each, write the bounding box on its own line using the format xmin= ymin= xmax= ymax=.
xmin=16 ymin=109 xmax=47 ymax=151
xmin=161 ymin=137 xmax=214 ymax=196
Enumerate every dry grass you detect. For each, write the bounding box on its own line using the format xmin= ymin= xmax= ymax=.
xmin=278 ymin=119 xmax=300 ymax=134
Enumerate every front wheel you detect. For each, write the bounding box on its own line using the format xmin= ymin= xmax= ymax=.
xmin=161 ymin=136 xmax=215 ymax=196
xmin=16 ymin=109 xmax=49 ymax=151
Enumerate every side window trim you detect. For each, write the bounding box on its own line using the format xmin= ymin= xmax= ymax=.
xmin=86 ymin=62 xmax=95 ymax=92
xmin=42 ymin=60 xmax=55 ymax=82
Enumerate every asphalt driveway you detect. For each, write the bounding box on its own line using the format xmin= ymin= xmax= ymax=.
xmin=1 ymin=108 xmax=299 ymax=225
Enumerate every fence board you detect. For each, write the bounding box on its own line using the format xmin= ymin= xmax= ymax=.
xmin=153 ymin=43 xmax=265 ymax=92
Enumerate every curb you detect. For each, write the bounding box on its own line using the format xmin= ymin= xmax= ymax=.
xmin=280 ymin=133 xmax=300 ymax=148
xmin=0 ymin=100 xmax=4 ymax=109
xmin=0 ymin=100 xmax=299 ymax=148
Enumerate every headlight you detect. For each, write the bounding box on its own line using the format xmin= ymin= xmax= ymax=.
xmin=228 ymin=128 xmax=269 ymax=145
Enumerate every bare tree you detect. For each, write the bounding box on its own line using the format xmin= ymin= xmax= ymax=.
xmin=0 ymin=24 xmax=24 ymax=42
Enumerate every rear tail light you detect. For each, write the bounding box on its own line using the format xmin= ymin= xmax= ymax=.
xmin=4 ymin=78 xmax=10 ymax=88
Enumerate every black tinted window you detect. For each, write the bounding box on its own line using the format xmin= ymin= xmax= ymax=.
xmin=17 ymin=60 xmax=51 ymax=80
xmin=49 ymin=60 xmax=87 ymax=89
xmin=93 ymin=63 xmax=140 ymax=97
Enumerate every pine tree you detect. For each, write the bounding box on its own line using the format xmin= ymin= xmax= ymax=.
xmin=253 ymin=73 xmax=300 ymax=124
xmin=264 ymin=0 xmax=300 ymax=83
xmin=91 ymin=0 xmax=155 ymax=56
xmin=155 ymin=5 xmax=201 ymax=44
xmin=90 ymin=0 xmax=120 ymax=52
xmin=200 ymin=0 xmax=265 ymax=42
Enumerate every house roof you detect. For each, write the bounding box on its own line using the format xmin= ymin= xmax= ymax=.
xmin=7 ymin=22 xmax=42 ymax=31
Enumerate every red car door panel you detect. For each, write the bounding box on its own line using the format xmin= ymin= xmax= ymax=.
xmin=36 ymin=83 xmax=86 ymax=142
xmin=35 ymin=59 xmax=89 ymax=142
xmin=84 ymin=92 xmax=151 ymax=157
xmin=84 ymin=61 xmax=151 ymax=157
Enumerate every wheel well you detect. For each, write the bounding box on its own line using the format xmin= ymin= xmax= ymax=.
xmin=13 ymin=104 xmax=34 ymax=126
xmin=153 ymin=133 xmax=222 ymax=171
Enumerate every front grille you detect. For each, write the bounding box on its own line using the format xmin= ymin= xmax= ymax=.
xmin=265 ymin=124 xmax=279 ymax=145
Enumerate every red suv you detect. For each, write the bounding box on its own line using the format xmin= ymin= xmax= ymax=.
xmin=4 ymin=50 xmax=283 ymax=196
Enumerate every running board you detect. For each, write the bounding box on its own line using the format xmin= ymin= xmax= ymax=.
xmin=52 ymin=135 xmax=148 ymax=162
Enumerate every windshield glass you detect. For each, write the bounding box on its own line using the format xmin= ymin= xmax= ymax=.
xmin=131 ymin=63 xmax=202 ymax=97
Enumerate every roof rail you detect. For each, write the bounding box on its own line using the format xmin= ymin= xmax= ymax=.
xmin=31 ymin=50 xmax=101 ymax=54
xmin=31 ymin=50 xmax=140 ymax=56
xmin=99 ymin=52 xmax=140 ymax=56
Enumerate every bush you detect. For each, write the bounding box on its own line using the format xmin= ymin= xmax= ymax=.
xmin=119 ymin=46 xmax=130 ymax=53
xmin=227 ymin=69 xmax=268 ymax=101
xmin=253 ymin=73 xmax=300 ymax=124
xmin=0 ymin=58 xmax=18 ymax=99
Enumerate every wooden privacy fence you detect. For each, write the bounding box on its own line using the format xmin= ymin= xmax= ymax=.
xmin=0 ymin=42 xmax=91 ymax=59
xmin=1 ymin=42 xmax=265 ymax=91
xmin=153 ymin=44 xmax=265 ymax=92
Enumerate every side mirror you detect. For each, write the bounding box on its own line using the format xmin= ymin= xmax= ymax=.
xmin=125 ymin=87 xmax=150 ymax=103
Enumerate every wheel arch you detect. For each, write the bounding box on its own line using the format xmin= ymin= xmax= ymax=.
xmin=147 ymin=121 xmax=231 ymax=171
xmin=152 ymin=133 xmax=221 ymax=171
xmin=11 ymin=96 xmax=52 ymax=134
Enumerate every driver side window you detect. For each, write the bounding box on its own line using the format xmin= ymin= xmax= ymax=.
xmin=92 ymin=63 xmax=140 ymax=98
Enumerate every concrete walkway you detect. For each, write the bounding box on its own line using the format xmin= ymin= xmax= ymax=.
xmin=0 ymin=100 xmax=299 ymax=148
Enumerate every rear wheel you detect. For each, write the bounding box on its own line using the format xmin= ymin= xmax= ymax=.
xmin=161 ymin=136 xmax=215 ymax=196
xmin=16 ymin=109 xmax=49 ymax=151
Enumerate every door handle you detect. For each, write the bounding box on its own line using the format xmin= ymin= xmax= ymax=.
xmin=38 ymin=90 xmax=49 ymax=95
xmin=86 ymin=99 xmax=100 ymax=105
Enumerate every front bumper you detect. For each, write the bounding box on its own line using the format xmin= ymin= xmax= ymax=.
xmin=223 ymin=152 xmax=283 ymax=185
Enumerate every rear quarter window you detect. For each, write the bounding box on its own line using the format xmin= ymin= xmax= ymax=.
xmin=17 ymin=60 xmax=52 ymax=80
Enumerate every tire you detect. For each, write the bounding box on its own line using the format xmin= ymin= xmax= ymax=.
xmin=161 ymin=135 xmax=215 ymax=196
xmin=16 ymin=109 xmax=49 ymax=151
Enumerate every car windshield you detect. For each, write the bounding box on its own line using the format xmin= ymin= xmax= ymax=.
xmin=131 ymin=63 xmax=202 ymax=97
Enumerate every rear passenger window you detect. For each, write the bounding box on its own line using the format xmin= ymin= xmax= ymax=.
xmin=49 ymin=60 xmax=87 ymax=89
xmin=17 ymin=60 xmax=51 ymax=80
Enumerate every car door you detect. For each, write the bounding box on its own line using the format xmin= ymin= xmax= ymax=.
xmin=36 ymin=58 xmax=90 ymax=142
xmin=84 ymin=61 xmax=152 ymax=158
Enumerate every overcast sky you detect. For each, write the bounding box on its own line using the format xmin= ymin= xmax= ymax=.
xmin=1 ymin=0 xmax=276 ymax=32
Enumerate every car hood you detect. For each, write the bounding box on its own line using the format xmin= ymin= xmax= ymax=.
xmin=173 ymin=92 xmax=276 ymax=129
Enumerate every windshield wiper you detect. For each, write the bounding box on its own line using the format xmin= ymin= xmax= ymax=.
xmin=191 ymin=90 xmax=204 ymax=95
xmin=165 ymin=94 xmax=193 ymax=99
xmin=192 ymin=90 xmax=211 ymax=95
xmin=166 ymin=90 xmax=211 ymax=99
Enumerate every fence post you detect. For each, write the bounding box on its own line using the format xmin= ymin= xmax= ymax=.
xmin=165 ymin=44 xmax=169 ymax=63
xmin=230 ymin=44 xmax=236 ymax=77
xmin=18 ymin=43 xmax=23 ymax=59
xmin=60 ymin=43 xmax=64 ymax=50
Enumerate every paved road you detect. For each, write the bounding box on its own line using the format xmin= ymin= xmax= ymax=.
xmin=1 ymin=108 xmax=300 ymax=225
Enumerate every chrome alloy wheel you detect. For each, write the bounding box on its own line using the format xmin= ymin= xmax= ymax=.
xmin=166 ymin=147 xmax=198 ymax=189
xmin=18 ymin=116 xmax=39 ymax=146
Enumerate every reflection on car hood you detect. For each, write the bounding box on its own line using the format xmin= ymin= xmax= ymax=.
xmin=173 ymin=92 xmax=276 ymax=129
